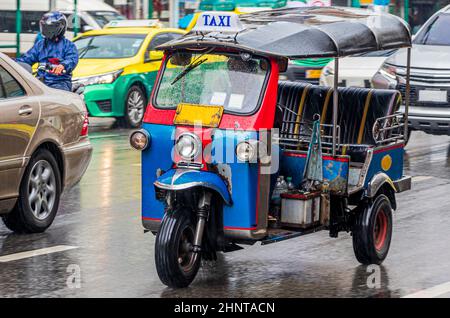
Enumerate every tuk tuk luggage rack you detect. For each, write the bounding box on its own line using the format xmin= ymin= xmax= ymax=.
xmin=372 ymin=113 xmax=406 ymax=145
xmin=276 ymin=122 xmax=341 ymax=154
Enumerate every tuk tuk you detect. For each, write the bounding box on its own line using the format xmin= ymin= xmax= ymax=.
xmin=129 ymin=6 xmax=413 ymax=288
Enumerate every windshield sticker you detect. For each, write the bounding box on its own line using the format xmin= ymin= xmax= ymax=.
xmin=210 ymin=92 xmax=227 ymax=105
xmin=228 ymin=94 xmax=244 ymax=109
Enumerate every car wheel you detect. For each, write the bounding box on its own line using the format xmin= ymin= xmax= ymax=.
xmin=121 ymin=85 xmax=147 ymax=128
xmin=155 ymin=207 xmax=201 ymax=288
xmin=352 ymin=194 xmax=393 ymax=265
xmin=2 ymin=149 xmax=62 ymax=233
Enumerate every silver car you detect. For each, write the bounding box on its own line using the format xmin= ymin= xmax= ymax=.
xmin=0 ymin=53 xmax=92 ymax=233
xmin=373 ymin=5 xmax=450 ymax=139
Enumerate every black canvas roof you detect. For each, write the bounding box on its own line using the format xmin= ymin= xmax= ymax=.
xmin=158 ymin=6 xmax=412 ymax=59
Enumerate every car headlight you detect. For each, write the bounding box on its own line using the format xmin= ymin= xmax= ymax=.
xmin=130 ymin=129 xmax=151 ymax=151
xmin=175 ymin=133 xmax=201 ymax=161
xmin=379 ymin=64 xmax=397 ymax=80
xmin=73 ymin=69 xmax=123 ymax=86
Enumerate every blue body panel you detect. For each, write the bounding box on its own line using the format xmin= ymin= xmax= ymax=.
xmin=155 ymin=169 xmax=231 ymax=204
xmin=141 ymin=123 xmax=176 ymax=220
xmin=141 ymin=124 xmax=260 ymax=230
xmin=211 ymin=129 xmax=259 ymax=229
xmin=280 ymin=152 xmax=349 ymax=193
xmin=365 ymin=144 xmax=404 ymax=185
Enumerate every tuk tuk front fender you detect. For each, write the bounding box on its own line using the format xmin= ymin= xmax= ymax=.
xmin=154 ymin=169 xmax=232 ymax=205
xmin=366 ymin=172 xmax=397 ymax=198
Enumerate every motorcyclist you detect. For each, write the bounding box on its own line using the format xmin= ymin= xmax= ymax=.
xmin=17 ymin=12 xmax=78 ymax=92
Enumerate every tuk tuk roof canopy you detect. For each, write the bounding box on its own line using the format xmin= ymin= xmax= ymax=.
xmin=158 ymin=7 xmax=412 ymax=59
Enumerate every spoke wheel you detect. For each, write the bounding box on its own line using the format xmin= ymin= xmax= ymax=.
xmin=2 ymin=149 xmax=61 ymax=234
xmin=28 ymin=160 xmax=57 ymax=221
xmin=122 ymin=86 xmax=147 ymax=128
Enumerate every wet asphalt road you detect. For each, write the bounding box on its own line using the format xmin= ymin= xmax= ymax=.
xmin=1 ymin=130 xmax=450 ymax=298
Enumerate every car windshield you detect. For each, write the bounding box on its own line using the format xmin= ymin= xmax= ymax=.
xmin=155 ymin=53 xmax=269 ymax=114
xmin=88 ymin=11 xmax=126 ymax=27
xmin=414 ymin=13 xmax=450 ymax=46
xmin=74 ymin=34 xmax=146 ymax=59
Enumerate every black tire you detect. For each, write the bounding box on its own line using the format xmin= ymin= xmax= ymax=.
xmin=155 ymin=207 xmax=201 ymax=288
xmin=352 ymin=194 xmax=393 ymax=265
xmin=119 ymin=85 xmax=147 ymax=128
xmin=2 ymin=149 xmax=62 ymax=233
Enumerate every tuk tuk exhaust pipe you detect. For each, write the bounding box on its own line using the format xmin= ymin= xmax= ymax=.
xmin=192 ymin=191 xmax=212 ymax=253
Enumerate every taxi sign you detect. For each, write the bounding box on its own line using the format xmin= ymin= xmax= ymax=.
xmin=104 ymin=19 xmax=162 ymax=29
xmin=192 ymin=12 xmax=245 ymax=33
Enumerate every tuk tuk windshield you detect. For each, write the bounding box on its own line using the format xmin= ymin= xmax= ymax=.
xmin=155 ymin=53 xmax=269 ymax=114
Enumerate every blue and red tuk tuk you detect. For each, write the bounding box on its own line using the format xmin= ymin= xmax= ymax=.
xmin=129 ymin=7 xmax=413 ymax=288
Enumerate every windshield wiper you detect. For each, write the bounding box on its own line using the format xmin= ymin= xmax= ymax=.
xmin=171 ymin=57 xmax=208 ymax=85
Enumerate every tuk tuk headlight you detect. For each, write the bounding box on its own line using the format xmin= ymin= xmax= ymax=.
xmin=175 ymin=133 xmax=201 ymax=160
xmin=130 ymin=129 xmax=150 ymax=150
xmin=236 ymin=141 xmax=257 ymax=162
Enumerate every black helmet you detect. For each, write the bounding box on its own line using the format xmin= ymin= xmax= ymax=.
xmin=40 ymin=11 xmax=67 ymax=40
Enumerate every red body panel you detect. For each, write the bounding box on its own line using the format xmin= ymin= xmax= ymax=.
xmin=143 ymin=54 xmax=280 ymax=131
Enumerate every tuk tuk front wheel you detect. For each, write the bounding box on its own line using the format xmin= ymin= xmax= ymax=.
xmin=352 ymin=194 xmax=393 ymax=265
xmin=155 ymin=207 xmax=201 ymax=288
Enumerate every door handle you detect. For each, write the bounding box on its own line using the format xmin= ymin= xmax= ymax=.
xmin=18 ymin=105 xmax=33 ymax=116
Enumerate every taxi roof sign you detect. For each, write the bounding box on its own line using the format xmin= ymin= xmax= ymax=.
xmin=192 ymin=12 xmax=245 ymax=34
xmin=104 ymin=19 xmax=162 ymax=29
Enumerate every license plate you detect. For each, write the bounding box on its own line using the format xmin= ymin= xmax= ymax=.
xmin=306 ymin=69 xmax=322 ymax=79
xmin=418 ymin=90 xmax=447 ymax=103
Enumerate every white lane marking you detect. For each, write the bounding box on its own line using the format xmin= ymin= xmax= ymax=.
xmin=0 ymin=245 xmax=78 ymax=263
xmin=403 ymin=281 xmax=450 ymax=298
xmin=412 ymin=176 xmax=433 ymax=182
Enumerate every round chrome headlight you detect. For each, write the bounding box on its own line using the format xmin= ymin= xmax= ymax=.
xmin=130 ymin=130 xmax=150 ymax=150
xmin=175 ymin=132 xmax=201 ymax=160
xmin=236 ymin=141 xmax=257 ymax=162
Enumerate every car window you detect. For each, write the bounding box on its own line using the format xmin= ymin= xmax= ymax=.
xmin=87 ymin=11 xmax=126 ymax=28
xmin=0 ymin=11 xmax=46 ymax=34
xmin=63 ymin=13 xmax=89 ymax=32
xmin=148 ymin=33 xmax=183 ymax=51
xmin=0 ymin=66 xmax=26 ymax=99
xmin=414 ymin=13 xmax=450 ymax=46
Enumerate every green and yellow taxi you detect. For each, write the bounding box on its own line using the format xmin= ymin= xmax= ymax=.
xmin=72 ymin=20 xmax=185 ymax=127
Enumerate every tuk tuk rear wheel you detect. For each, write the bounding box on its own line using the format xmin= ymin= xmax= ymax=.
xmin=155 ymin=207 xmax=201 ymax=288
xmin=352 ymin=194 xmax=393 ymax=265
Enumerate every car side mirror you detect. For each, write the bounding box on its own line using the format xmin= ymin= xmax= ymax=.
xmin=144 ymin=51 xmax=164 ymax=63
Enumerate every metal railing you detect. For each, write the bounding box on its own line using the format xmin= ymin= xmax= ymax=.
xmin=276 ymin=121 xmax=341 ymax=154
xmin=372 ymin=112 xmax=406 ymax=145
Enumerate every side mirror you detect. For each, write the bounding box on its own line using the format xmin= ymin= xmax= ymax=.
xmin=144 ymin=51 xmax=164 ymax=63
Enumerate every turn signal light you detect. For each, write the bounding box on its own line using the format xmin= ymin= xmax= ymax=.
xmin=130 ymin=130 xmax=151 ymax=151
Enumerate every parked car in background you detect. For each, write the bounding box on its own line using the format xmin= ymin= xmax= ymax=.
xmin=72 ymin=20 xmax=185 ymax=128
xmin=0 ymin=53 xmax=92 ymax=233
xmin=373 ymin=5 xmax=450 ymax=139
xmin=281 ymin=58 xmax=332 ymax=84
xmin=320 ymin=50 xmax=397 ymax=88
xmin=0 ymin=0 xmax=125 ymax=55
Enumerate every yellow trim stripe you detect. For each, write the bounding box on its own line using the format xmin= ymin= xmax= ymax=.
xmin=321 ymin=87 xmax=334 ymax=125
xmin=293 ymin=84 xmax=312 ymax=136
xmin=357 ymin=90 xmax=373 ymax=144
